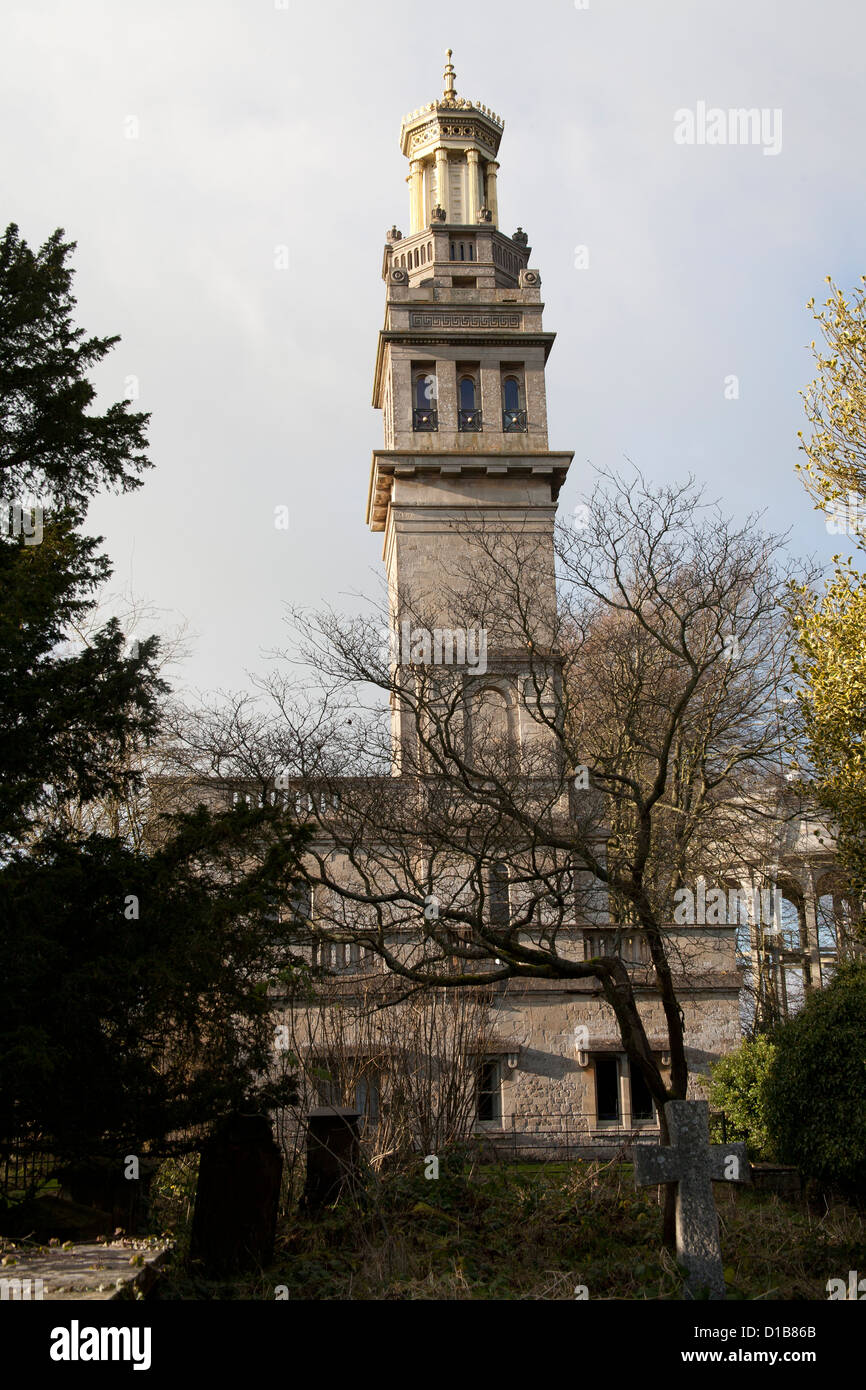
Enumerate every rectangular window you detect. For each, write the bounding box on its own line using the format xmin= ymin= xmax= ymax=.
xmin=628 ymin=1060 xmax=654 ymax=1121
xmin=476 ymin=1059 xmax=502 ymax=1123
xmin=488 ymin=864 xmax=510 ymax=928
xmin=354 ymin=1075 xmax=380 ymax=1123
xmin=594 ymin=1056 xmax=620 ymax=1122
xmin=317 ymin=1062 xmax=343 ymax=1108
xmin=289 ymin=881 xmax=312 ymax=924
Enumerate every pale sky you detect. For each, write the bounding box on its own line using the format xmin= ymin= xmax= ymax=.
xmin=3 ymin=0 xmax=865 ymax=696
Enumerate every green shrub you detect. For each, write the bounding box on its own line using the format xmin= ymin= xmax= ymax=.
xmin=708 ymin=1034 xmax=777 ymax=1159
xmin=764 ymin=962 xmax=866 ymax=1189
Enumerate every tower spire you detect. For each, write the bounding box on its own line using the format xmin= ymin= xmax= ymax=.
xmin=443 ymin=49 xmax=456 ymax=104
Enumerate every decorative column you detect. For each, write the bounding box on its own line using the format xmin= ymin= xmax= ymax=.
xmin=409 ymin=160 xmax=424 ymax=232
xmin=466 ymin=148 xmax=480 ymax=223
xmin=803 ymin=871 xmax=823 ymax=989
xmin=435 ymin=148 xmax=449 ymax=221
xmin=486 ymin=160 xmax=500 ymax=226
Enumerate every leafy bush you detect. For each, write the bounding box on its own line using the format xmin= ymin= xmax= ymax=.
xmin=764 ymin=963 xmax=866 ymax=1189
xmin=708 ymin=1034 xmax=777 ymax=1159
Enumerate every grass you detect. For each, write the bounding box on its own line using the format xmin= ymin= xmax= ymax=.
xmin=152 ymin=1149 xmax=866 ymax=1300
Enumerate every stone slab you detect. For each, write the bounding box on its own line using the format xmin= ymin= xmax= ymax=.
xmin=0 ymin=1239 xmax=172 ymax=1300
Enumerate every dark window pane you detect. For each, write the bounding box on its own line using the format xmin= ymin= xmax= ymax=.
xmin=489 ymin=864 xmax=510 ymax=927
xmin=629 ymin=1060 xmax=654 ymax=1120
xmin=595 ymin=1056 xmax=619 ymax=1121
xmin=476 ymin=1059 xmax=501 ymax=1122
xmin=459 ymin=377 xmax=476 ymax=410
xmin=289 ymin=881 xmax=312 ymax=922
xmin=503 ymin=377 xmax=520 ymax=412
xmin=355 ymin=1077 xmax=379 ymax=1122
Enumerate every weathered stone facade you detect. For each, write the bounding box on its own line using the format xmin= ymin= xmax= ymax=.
xmin=270 ymin=57 xmax=748 ymax=1158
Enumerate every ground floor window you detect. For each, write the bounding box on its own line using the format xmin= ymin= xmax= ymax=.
xmin=354 ymin=1076 xmax=380 ymax=1123
xmin=594 ymin=1055 xmax=620 ymax=1121
xmin=476 ymin=1058 xmax=502 ymax=1123
xmin=593 ymin=1054 xmax=656 ymax=1125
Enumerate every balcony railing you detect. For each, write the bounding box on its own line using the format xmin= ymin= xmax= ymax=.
xmin=413 ymin=407 xmax=438 ymax=431
xmin=458 ymin=408 xmax=482 ymax=432
xmin=502 ymin=408 xmax=527 ymax=432
xmin=583 ymin=930 xmax=651 ymax=965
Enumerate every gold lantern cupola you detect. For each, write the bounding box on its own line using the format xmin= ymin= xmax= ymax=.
xmin=400 ymin=51 xmax=504 ymax=233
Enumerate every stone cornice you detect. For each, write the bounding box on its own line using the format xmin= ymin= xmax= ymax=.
xmin=367 ymin=449 xmax=574 ymax=530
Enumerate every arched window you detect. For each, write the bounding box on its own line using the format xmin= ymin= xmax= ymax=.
xmin=450 ymin=241 xmax=456 ymax=260
xmin=502 ymin=375 xmax=526 ymax=432
xmin=413 ymin=373 xmax=438 ymax=431
xmin=469 ymin=243 xmax=475 ymax=261
xmin=458 ymin=374 xmax=481 ymax=431
xmin=459 ymin=242 xmax=465 ymax=261
xmin=420 ymin=244 xmax=426 ymax=264
xmin=472 ymin=686 xmax=513 ymax=772
xmin=414 ymin=247 xmax=419 ymax=267
xmin=427 ymin=241 xmax=432 ymax=260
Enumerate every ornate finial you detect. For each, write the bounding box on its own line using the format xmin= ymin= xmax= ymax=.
xmin=443 ymin=49 xmax=456 ymax=103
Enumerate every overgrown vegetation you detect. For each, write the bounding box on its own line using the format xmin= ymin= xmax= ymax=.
xmin=151 ymin=1151 xmax=866 ymax=1301
xmin=764 ymin=962 xmax=866 ymax=1189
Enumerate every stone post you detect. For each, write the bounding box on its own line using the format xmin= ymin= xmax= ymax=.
xmin=803 ymin=871 xmax=823 ymax=987
xmin=189 ymin=1112 xmax=283 ymax=1278
xmin=435 ymin=148 xmax=449 ymax=222
xmin=466 ymin=149 xmax=480 ymax=224
xmin=409 ymin=159 xmax=423 ymax=233
xmin=486 ymin=161 xmax=500 ymax=226
xmin=302 ymin=1108 xmax=362 ymax=1209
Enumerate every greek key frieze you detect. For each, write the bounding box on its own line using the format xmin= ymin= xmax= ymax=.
xmin=408 ymin=312 xmax=521 ymax=329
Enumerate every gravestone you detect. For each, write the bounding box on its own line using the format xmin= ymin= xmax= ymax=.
xmin=302 ymin=1108 xmax=362 ymax=1210
xmin=634 ymin=1099 xmax=750 ymax=1300
xmin=189 ymin=1113 xmax=283 ymax=1277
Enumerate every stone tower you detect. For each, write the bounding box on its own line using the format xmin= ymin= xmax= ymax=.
xmin=368 ymin=53 xmax=574 ymax=769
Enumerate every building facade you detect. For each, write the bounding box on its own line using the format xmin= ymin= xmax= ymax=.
xmin=263 ymin=56 xmax=752 ymax=1160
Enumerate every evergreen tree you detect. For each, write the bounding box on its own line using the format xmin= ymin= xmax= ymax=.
xmin=0 ymin=223 xmax=162 ymax=847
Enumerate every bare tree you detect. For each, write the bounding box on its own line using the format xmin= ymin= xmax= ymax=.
xmin=280 ymin=969 xmax=497 ymax=1169
xmin=165 ymin=471 xmax=808 ymax=1239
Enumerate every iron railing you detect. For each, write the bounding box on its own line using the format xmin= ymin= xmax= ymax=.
xmin=413 ymin=407 xmax=438 ymax=431
xmin=502 ymin=408 xmax=527 ymax=432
